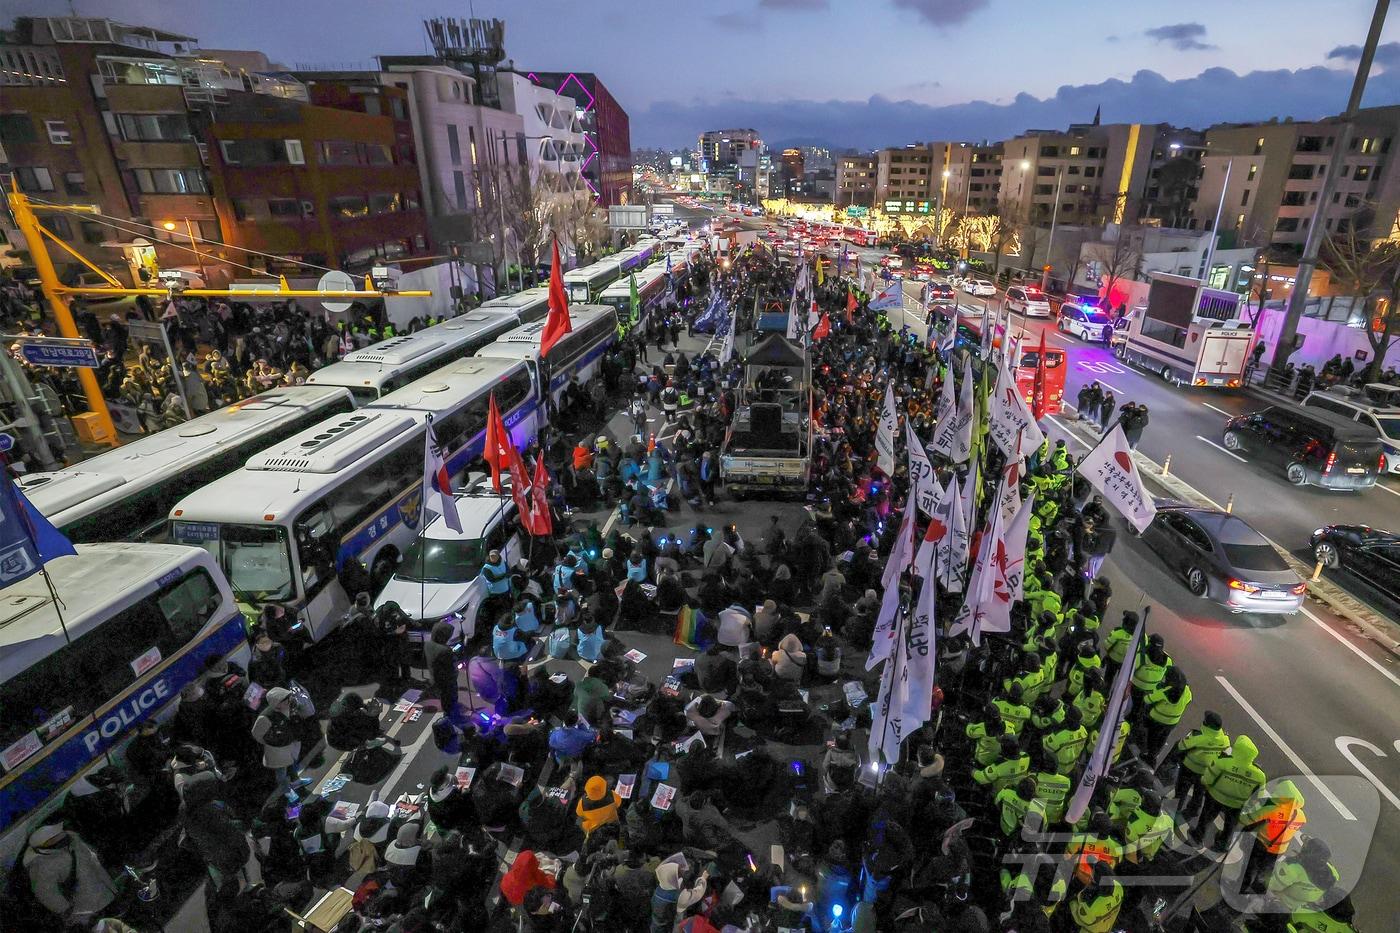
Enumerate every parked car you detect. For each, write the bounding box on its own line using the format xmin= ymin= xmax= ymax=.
xmin=1144 ymin=501 xmax=1305 ymax=613
xmin=1222 ymin=405 xmax=1383 ymax=490
xmin=926 ymin=282 xmax=956 ymax=305
xmin=1303 ymin=385 xmax=1400 ymax=473
xmin=374 ymin=477 xmax=523 ymax=640
xmin=1310 ymin=524 xmax=1400 ymax=607
xmin=1005 ymin=285 xmax=1052 ymax=318
xmin=960 ymin=277 xmax=997 ymax=298
xmin=1058 ymin=301 xmax=1114 ymax=342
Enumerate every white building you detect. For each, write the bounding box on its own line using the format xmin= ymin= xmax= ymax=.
xmin=497 ymin=71 xmax=588 ymax=196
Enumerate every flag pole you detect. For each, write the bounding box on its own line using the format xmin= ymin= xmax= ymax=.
xmin=2 ymin=450 xmax=73 ymax=645
xmin=421 ymin=414 xmax=432 ymax=624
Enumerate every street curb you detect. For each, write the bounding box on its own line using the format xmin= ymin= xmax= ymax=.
xmin=1056 ymin=409 xmax=1400 ymax=661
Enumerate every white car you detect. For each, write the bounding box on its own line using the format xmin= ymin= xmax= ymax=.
xmin=961 ymin=278 xmax=997 ymax=298
xmin=374 ymin=478 xmax=523 ymax=641
xmin=1057 ymin=301 xmax=1114 ymax=342
xmin=1004 ymin=285 xmax=1052 ymax=318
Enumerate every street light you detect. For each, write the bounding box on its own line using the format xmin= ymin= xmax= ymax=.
xmin=162 ymin=217 xmax=208 ymax=284
xmin=935 ymin=169 xmax=950 ymax=251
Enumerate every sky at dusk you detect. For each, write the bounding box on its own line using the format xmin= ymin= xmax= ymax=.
xmin=26 ymin=0 xmax=1400 ymax=149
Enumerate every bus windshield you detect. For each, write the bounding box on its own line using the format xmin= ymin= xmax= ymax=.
xmin=174 ymin=522 xmax=295 ymax=601
xmin=398 ymin=536 xmax=487 ymax=584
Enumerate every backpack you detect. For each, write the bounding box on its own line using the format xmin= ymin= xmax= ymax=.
xmin=347 ymin=836 xmax=380 ymax=874
xmin=345 ymin=743 xmax=399 ymax=785
xmin=261 ymin=710 xmax=294 ymax=748
xmin=547 ymin=628 xmax=573 ymax=659
xmin=431 ymin=715 xmax=462 ymax=753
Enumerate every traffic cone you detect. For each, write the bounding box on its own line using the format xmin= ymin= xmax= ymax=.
xmin=648 ymin=432 xmax=657 ymax=453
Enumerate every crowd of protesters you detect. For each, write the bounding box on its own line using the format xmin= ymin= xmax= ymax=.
xmin=4 ymin=247 xmax=1359 ymax=933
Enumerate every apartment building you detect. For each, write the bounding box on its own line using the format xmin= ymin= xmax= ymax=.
xmin=835 ymin=153 xmax=876 ymax=207
xmin=1193 ymin=106 xmax=1400 ymax=251
xmin=876 ymin=144 xmax=937 ymax=213
xmin=698 ymin=128 xmax=761 ymax=169
xmin=940 ymin=142 xmax=1003 ymax=215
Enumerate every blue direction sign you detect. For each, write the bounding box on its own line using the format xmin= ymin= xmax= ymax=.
xmin=0 ymin=434 xmax=12 ymax=453
xmin=18 ymin=341 xmax=99 ymax=368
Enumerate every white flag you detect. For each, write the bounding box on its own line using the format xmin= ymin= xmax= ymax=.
xmin=948 ymin=486 xmax=1010 ymax=647
xmin=902 ymin=552 xmax=939 ymax=733
xmin=988 ymin=353 xmax=1045 ymax=459
xmin=930 ymin=362 xmax=959 ymax=460
xmin=1077 ymin=425 xmax=1158 ymax=534
xmin=906 ymin=423 xmax=938 ymax=517
xmin=786 ymin=279 xmax=802 ymax=340
xmin=868 ymin=485 xmax=919 ymax=670
xmin=996 ymin=456 xmax=1025 ymax=528
xmin=868 ymin=600 xmax=910 ymax=766
xmin=423 ymin=420 xmax=462 ymax=533
xmin=875 ymin=383 xmax=898 ymax=478
xmin=953 ymin=355 xmax=975 ymax=462
xmin=869 ymin=281 xmax=902 ymax=311
xmin=719 ymin=308 xmax=736 ymax=365
xmin=1003 ymin=491 xmax=1036 ymax=603
xmin=916 ymin=475 xmax=953 ymax=577
xmin=938 ymin=471 xmax=972 ymax=593
xmin=1066 ymin=616 xmax=1146 ymax=824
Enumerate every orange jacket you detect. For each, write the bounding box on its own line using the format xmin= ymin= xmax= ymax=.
xmin=1244 ymin=782 xmax=1306 ymax=855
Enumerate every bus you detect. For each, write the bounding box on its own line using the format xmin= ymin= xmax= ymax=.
xmin=0 ymin=544 xmax=249 ymax=865
xmin=475 ymin=306 xmax=619 ymax=408
xmin=1018 ymin=343 xmax=1067 ymax=416
xmin=598 ymin=265 xmax=669 ymax=325
xmin=477 ymin=286 xmax=554 ymax=324
xmin=562 ymin=259 xmax=623 ymax=304
xmin=17 ymin=386 xmax=355 ymax=544
xmin=615 ymin=236 xmax=661 ymax=274
xmin=307 ymin=309 xmax=522 ymax=405
xmin=169 ymin=357 xmax=538 ymax=644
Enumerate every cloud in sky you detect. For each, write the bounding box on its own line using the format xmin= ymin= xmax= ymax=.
xmin=632 ymin=64 xmax=1400 ymax=149
xmin=1326 ymin=41 xmax=1400 ymax=69
xmin=759 ymin=0 xmax=830 ymax=9
xmin=1144 ymin=23 xmax=1216 ymax=51
xmin=889 ymin=0 xmax=992 ymax=27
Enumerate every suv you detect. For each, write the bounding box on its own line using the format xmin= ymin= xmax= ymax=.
xmin=1222 ymin=405 xmax=1382 ymax=490
xmin=1303 ymin=385 xmax=1400 ymax=473
xmin=1005 ymin=285 xmax=1052 ymax=318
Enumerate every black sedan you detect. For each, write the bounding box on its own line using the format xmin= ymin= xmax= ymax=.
xmin=1310 ymin=524 xmax=1400 ymax=606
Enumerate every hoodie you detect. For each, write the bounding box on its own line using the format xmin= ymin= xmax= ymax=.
xmin=771 ymin=633 xmax=807 ymax=682
xmin=1203 ymin=735 xmax=1266 ymax=808
xmin=653 ymin=853 xmax=707 ymax=912
xmin=576 ymin=776 xmax=622 ymax=836
xmin=1243 ymin=778 xmax=1307 ymax=854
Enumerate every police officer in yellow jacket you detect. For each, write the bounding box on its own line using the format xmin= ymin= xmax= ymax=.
xmin=994 ymin=776 xmax=1046 ymax=843
xmin=992 ymin=684 xmax=1032 ymax=737
xmin=1143 ymin=667 xmax=1192 ymax=765
xmin=1241 ymin=779 xmax=1306 ymax=894
xmin=967 ymin=703 xmax=1013 ymax=767
xmin=1070 ymin=861 xmax=1125 ymax=933
xmin=1122 ymin=790 xmax=1174 ymax=868
xmin=1192 ymin=733 xmax=1267 ymax=850
xmin=974 ymin=734 xmax=1032 ymax=794
xmin=1286 ymin=890 xmax=1357 ymax=933
xmin=1043 ymin=705 xmax=1089 ymax=776
xmin=1031 ymin=747 xmax=1071 ymax=826
xmin=1172 ymin=710 xmax=1230 ymax=822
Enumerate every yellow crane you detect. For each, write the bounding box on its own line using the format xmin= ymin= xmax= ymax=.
xmin=7 ymin=187 xmax=430 ymax=447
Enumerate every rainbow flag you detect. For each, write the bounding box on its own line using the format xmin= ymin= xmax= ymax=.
xmin=673 ymin=606 xmax=710 ymax=649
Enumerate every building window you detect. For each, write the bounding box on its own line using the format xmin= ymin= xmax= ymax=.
xmin=63 ymin=171 xmax=87 ymax=195
xmin=1037 ymin=167 xmax=1056 ymax=177
xmin=1235 ymin=213 xmax=1245 ymax=229
xmin=404 ymin=189 xmax=421 ymax=211
xmin=1084 ymin=167 xmax=1097 ymax=178
xmin=1354 ymin=164 xmax=1373 ymax=181
xmin=1286 ymin=164 xmax=1315 ymax=180
xmin=231 ymin=199 xmax=266 ymax=222
xmin=220 ymin=138 xmax=299 ymax=167
xmin=327 ymin=195 xmax=368 ymax=218
xmin=1281 ymin=191 xmax=1306 ymax=206
xmin=1296 ymin=136 xmax=1323 ymax=153
xmin=117 ymin=113 xmax=193 ymax=142
xmin=1067 ymin=166 xmax=1080 ymax=175
xmin=45 ymin=120 xmax=71 ymax=144
xmin=1345 ymin=193 xmax=1361 ymax=208
xmin=0 ymin=113 xmax=37 ymax=143
xmin=267 ymin=198 xmax=302 ymax=219
xmin=1252 ymin=137 xmax=1264 ymax=154
xmin=319 ymin=140 xmax=358 ymax=166
xmin=1240 ymin=189 xmax=1250 ymax=206
xmin=1276 ymin=217 xmax=1301 ymax=233
xmin=1034 ymin=184 xmax=1053 ymax=195
xmin=1039 ymin=145 xmax=1058 ymax=157
xmin=97 ymin=57 xmax=183 ymax=86
xmin=14 ymin=166 xmax=54 ymax=192
xmin=453 ymin=171 xmax=468 ymax=210
xmin=1068 ymin=146 xmax=1081 ymax=156
xmin=80 ymin=221 xmax=105 ymax=244
xmin=447 ymin=125 xmax=461 ymax=166
xmin=285 ymin=140 xmax=305 ymax=165
xmin=467 ymin=126 xmax=478 ymax=168
xmin=1247 ymin=164 xmax=1258 ymax=181
xmin=46 ymin=215 xmax=71 ymax=239
xmin=198 ymin=220 xmax=222 ymax=242
xmin=132 ymin=167 xmax=207 ymax=194
xmin=369 ymin=192 xmax=401 ymax=214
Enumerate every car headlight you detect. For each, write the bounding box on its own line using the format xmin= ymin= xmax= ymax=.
xmin=1312 ymin=527 xmax=1326 ymax=538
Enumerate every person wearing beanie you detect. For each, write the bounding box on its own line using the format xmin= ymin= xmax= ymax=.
xmin=576 ymin=775 xmax=623 ymax=837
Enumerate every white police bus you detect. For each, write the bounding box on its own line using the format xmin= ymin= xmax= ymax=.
xmin=598 ymin=265 xmax=669 ymax=328
xmin=475 ymin=306 xmax=619 ymax=408
xmin=477 ymin=286 xmax=553 ymax=324
xmin=307 ymin=309 xmax=522 ymax=405
xmin=168 ymin=357 xmax=538 ymax=644
xmin=562 ymin=259 xmax=623 ymax=304
xmin=0 ymin=544 xmax=249 ymax=867
xmin=18 ymin=385 xmax=355 ymax=544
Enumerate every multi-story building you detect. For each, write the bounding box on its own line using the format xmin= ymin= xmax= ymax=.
xmin=1193 ymin=107 xmax=1400 ymax=252
xmin=497 ymin=70 xmax=588 ymax=195
xmin=940 ymin=142 xmax=1003 ymax=214
xmin=835 ymin=153 xmax=876 ymax=208
xmin=205 ymin=79 xmax=427 ymax=271
xmin=999 ymin=122 xmax=1187 ymax=226
xmin=876 ymin=144 xmax=936 ymax=213
xmin=529 ymin=71 xmax=631 ymax=205
xmin=698 ymin=128 xmax=760 ymax=170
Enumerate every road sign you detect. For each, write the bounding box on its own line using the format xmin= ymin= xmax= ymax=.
xmin=0 ymin=433 xmax=13 ymax=452
xmin=17 ymin=340 xmax=99 ymax=368
xmin=317 ymin=270 xmax=356 ymax=314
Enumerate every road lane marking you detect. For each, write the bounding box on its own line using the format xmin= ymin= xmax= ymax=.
xmin=1215 ymin=675 xmax=1357 ymax=821
xmin=1196 ymin=434 xmax=1247 ymax=463
xmin=1300 ymin=605 xmax=1400 ymax=689
xmin=1374 ymin=482 xmax=1400 ymax=499
xmin=1097 ymin=381 xmax=1125 ymax=394
xmin=1045 ymin=415 xmax=1091 ymax=449
xmin=1335 ymin=737 xmax=1400 ymax=814
xmin=1202 ymin=402 xmax=1232 ymax=417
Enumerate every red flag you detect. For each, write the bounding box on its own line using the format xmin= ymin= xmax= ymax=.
xmin=812 ymin=312 xmax=831 ymax=341
xmin=483 ymin=392 xmax=510 ymax=493
xmin=541 ymin=238 xmax=572 ymax=359
xmin=507 ymin=446 xmax=531 ymax=526
xmin=1031 ymin=330 xmax=1048 ymax=421
xmin=845 ymin=288 xmax=857 ymax=324
xmin=528 ymin=456 xmax=554 ymax=536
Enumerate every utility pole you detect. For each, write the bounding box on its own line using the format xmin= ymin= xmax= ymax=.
xmin=7 ymin=189 xmax=118 ymax=446
xmin=1043 ymin=166 xmax=1064 ymax=287
xmin=1269 ymin=0 xmax=1390 ymax=376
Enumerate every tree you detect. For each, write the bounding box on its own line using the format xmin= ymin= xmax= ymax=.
xmin=1096 ymin=227 xmax=1143 ymax=314
xmin=1321 ymin=211 xmax=1396 ymax=380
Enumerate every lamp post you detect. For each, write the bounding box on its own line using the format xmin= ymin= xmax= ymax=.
xmin=163 ymin=219 xmax=208 ymax=283
xmin=1044 ymin=165 xmax=1064 ymax=287
xmin=935 ymin=169 xmax=949 ymax=250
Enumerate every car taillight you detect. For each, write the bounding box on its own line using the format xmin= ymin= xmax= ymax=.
xmin=1290 ymin=582 xmax=1307 ymax=595
xmin=1381 ymin=451 xmax=1387 ymax=473
xmin=1324 ymin=450 xmax=1338 ymax=474
xmin=1228 ymin=578 xmax=1261 ymax=594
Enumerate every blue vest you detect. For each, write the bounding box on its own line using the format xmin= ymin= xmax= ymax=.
xmin=627 ymin=559 xmax=648 ymax=583
xmin=482 ymin=559 xmax=511 ymax=595
xmin=493 ymin=625 xmax=527 ymax=660
xmin=577 ymin=626 xmax=604 ymax=662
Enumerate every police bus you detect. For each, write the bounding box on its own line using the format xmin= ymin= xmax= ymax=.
xmin=615 ymin=236 xmax=661 ymax=273
xmin=598 ymin=266 xmax=669 ymax=326
xmin=475 ymin=306 xmax=619 ymax=408
xmin=307 ymin=309 xmax=522 ymax=405
xmin=0 ymin=544 xmax=249 ymax=867
xmin=562 ymin=258 xmax=623 ymax=304
xmin=168 ymin=357 xmax=538 ymax=645
xmin=18 ymin=385 xmax=355 ymax=544
xmin=477 ymin=286 xmax=554 ymax=324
